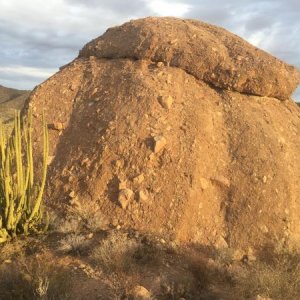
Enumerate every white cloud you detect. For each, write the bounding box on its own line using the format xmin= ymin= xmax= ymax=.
xmin=0 ymin=66 xmax=57 ymax=79
xmin=0 ymin=0 xmax=299 ymax=94
xmin=146 ymin=0 xmax=191 ymax=17
xmin=293 ymin=87 xmax=300 ymax=102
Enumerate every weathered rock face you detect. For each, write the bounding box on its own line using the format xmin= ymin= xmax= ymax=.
xmin=80 ymin=18 xmax=300 ymax=100
xmin=26 ymin=17 xmax=300 ymax=252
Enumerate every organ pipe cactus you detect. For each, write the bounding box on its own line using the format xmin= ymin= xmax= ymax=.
xmin=0 ymin=109 xmax=49 ymax=243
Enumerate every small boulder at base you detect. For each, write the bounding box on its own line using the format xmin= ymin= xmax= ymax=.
xmin=129 ymin=285 xmax=152 ymax=300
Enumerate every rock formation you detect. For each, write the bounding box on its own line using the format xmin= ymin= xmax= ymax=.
xmin=26 ymin=17 xmax=300 ymax=252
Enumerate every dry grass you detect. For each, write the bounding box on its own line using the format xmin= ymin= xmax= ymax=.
xmin=232 ymin=253 xmax=300 ymax=299
xmin=54 ymin=202 xmax=107 ymax=234
xmin=56 ymin=218 xmax=81 ymax=234
xmin=2 ymin=227 xmax=300 ymax=300
xmin=58 ymin=233 xmax=90 ymax=255
xmin=84 ymin=209 xmax=107 ymax=232
xmin=0 ymin=259 xmax=72 ymax=299
xmin=68 ymin=201 xmax=108 ymax=232
xmin=132 ymin=239 xmax=165 ymax=267
xmin=0 ymin=239 xmax=26 ymax=263
xmin=91 ymin=230 xmax=138 ymax=272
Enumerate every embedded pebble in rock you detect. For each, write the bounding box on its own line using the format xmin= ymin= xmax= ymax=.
xmin=158 ymin=95 xmax=173 ymax=109
xmin=199 ymin=177 xmax=209 ymax=190
xmin=133 ymin=174 xmax=145 ymax=184
xmin=211 ymin=176 xmax=230 ymax=188
xmin=118 ymin=189 xmax=134 ymax=209
xmin=232 ymin=249 xmax=244 ymax=261
xmin=69 ymin=197 xmax=81 ymax=208
xmin=215 ymin=236 xmax=229 ymax=249
xmin=69 ymin=191 xmax=76 ymax=198
xmin=138 ymin=190 xmax=149 ymax=202
xmin=119 ymin=180 xmax=128 ymax=190
xmin=153 ymin=135 xmax=167 ymax=153
xmin=47 ymin=155 xmax=55 ymax=165
xmin=247 ymin=248 xmax=257 ymax=261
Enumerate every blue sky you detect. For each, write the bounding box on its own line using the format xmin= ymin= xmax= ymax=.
xmin=0 ymin=0 xmax=299 ymax=100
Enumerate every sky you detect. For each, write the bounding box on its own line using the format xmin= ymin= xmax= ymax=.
xmin=0 ymin=0 xmax=299 ymax=101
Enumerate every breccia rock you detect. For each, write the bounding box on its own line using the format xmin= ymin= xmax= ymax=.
xmin=26 ymin=17 xmax=300 ymax=252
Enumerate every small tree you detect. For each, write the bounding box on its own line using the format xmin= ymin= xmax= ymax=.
xmin=0 ymin=110 xmax=49 ymax=243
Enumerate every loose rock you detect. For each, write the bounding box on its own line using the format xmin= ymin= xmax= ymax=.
xmin=47 ymin=155 xmax=55 ymax=165
xmin=254 ymin=295 xmax=272 ymax=300
xmin=129 ymin=285 xmax=152 ymax=300
xmin=48 ymin=122 xmax=65 ymax=131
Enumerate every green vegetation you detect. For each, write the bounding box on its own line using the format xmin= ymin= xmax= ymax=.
xmin=0 ymin=110 xmax=48 ymax=243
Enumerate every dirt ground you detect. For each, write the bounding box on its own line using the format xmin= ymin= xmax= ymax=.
xmin=1 ymin=218 xmax=299 ymax=300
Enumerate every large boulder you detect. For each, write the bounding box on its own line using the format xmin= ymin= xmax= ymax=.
xmin=26 ymin=17 xmax=300 ymax=252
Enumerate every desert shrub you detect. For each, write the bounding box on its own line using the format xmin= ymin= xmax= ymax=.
xmin=68 ymin=201 xmax=107 ymax=232
xmin=45 ymin=209 xmax=62 ymax=232
xmin=58 ymin=233 xmax=90 ymax=255
xmin=0 ymin=238 xmax=27 ymax=263
xmin=0 ymin=110 xmax=48 ymax=243
xmin=133 ymin=239 xmax=164 ymax=267
xmin=91 ymin=230 xmax=138 ymax=272
xmin=84 ymin=209 xmax=107 ymax=232
xmin=56 ymin=217 xmax=81 ymax=234
xmin=160 ymin=281 xmax=193 ymax=300
xmin=0 ymin=259 xmax=72 ymax=299
xmin=232 ymin=253 xmax=300 ymax=299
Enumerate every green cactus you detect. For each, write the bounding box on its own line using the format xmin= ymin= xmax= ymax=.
xmin=0 ymin=109 xmax=49 ymax=243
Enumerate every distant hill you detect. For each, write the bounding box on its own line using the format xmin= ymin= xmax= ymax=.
xmin=0 ymin=85 xmax=30 ymax=125
xmin=0 ymin=84 xmax=29 ymax=104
